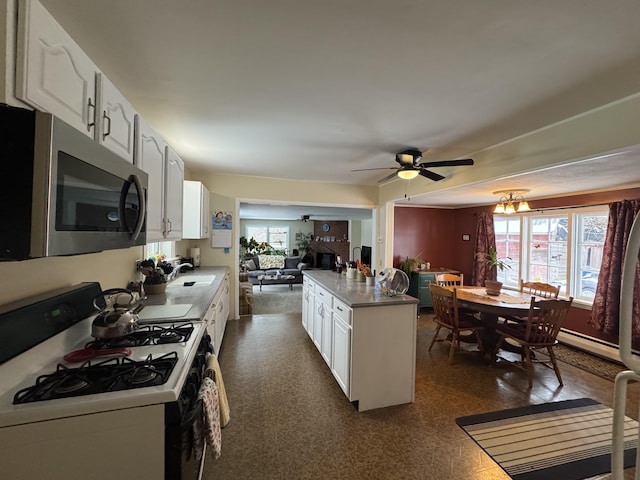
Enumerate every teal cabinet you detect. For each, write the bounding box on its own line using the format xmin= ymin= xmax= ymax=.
xmin=407 ymin=270 xmax=460 ymax=308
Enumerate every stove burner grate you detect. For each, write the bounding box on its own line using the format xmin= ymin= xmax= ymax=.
xmin=13 ymin=352 xmax=178 ymax=404
xmin=86 ymin=323 xmax=194 ymax=349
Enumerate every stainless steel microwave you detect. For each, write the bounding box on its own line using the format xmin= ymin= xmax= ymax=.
xmin=0 ymin=104 xmax=147 ymax=260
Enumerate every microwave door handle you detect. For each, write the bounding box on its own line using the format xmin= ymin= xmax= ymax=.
xmin=119 ymin=174 xmax=146 ymax=240
xmin=130 ymin=174 xmax=145 ymax=241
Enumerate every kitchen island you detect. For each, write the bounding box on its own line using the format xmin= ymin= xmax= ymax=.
xmin=302 ymin=270 xmax=418 ymax=411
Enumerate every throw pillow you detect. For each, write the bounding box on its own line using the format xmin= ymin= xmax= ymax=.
xmin=245 ymin=259 xmax=256 ymax=271
xmin=284 ymin=256 xmax=301 ymax=269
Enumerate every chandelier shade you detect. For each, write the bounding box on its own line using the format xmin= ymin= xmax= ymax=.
xmin=493 ymin=190 xmax=531 ymax=214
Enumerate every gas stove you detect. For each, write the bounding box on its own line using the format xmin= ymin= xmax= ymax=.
xmin=0 ymin=283 xmax=207 ymax=428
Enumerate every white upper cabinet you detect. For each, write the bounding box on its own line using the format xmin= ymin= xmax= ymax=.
xmin=164 ymin=146 xmax=184 ymax=241
xmin=135 ymin=116 xmax=167 ymax=242
xmin=182 ymin=181 xmax=210 ymax=239
xmin=16 ymin=0 xmax=97 ymax=137
xmin=95 ymin=73 xmax=137 ymax=163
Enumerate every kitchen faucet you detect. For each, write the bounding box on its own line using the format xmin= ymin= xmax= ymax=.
xmin=168 ymin=263 xmax=193 ymax=281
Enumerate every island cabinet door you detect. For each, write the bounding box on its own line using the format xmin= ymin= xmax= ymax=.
xmin=332 ymin=315 xmax=351 ymax=397
xmin=320 ymin=307 xmax=333 ymax=366
xmin=313 ymin=287 xmax=331 ymax=351
xmin=331 ymin=298 xmax=352 ymax=397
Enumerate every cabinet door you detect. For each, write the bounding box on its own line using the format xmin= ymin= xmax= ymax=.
xmin=200 ymin=186 xmax=210 ymax=238
xmin=305 ymin=292 xmax=314 ymax=337
xmin=321 ymin=306 xmax=332 ymax=366
xmin=301 ymin=284 xmax=309 ymax=330
xmin=203 ymin=297 xmax=217 ymax=352
xmin=332 ymin=317 xmax=351 ymax=396
xmin=220 ymin=274 xmax=230 ymax=337
xmin=182 ymin=181 xmax=210 ymax=239
xmin=96 ymin=73 xmax=136 ymax=163
xmin=16 ymin=0 xmax=97 ymax=136
xmin=135 ymin=117 xmax=166 ymax=242
xmin=164 ymin=146 xmax=184 ymax=241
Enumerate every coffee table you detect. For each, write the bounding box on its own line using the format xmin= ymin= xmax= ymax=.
xmin=257 ymin=274 xmax=296 ymax=291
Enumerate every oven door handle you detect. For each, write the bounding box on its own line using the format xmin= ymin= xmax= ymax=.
xmin=181 ymin=398 xmax=203 ymax=429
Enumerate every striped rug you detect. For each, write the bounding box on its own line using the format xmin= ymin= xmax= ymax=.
xmin=456 ymin=398 xmax=638 ymax=480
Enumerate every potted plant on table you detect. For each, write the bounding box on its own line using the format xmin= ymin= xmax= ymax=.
xmin=475 ymin=246 xmax=511 ymax=295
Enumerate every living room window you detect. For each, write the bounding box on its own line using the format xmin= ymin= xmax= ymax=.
xmin=245 ymin=225 xmax=290 ymax=252
xmin=494 ymin=207 xmax=607 ymax=304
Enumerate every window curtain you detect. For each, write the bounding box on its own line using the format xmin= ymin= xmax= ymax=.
xmin=590 ymin=199 xmax=640 ymax=336
xmin=472 ymin=211 xmax=496 ymax=286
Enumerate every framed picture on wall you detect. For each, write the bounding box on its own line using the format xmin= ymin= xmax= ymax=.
xmin=295 ymin=233 xmax=302 ymax=241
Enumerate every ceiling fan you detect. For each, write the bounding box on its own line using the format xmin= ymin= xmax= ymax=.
xmin=352 ymin=148 xmax=474 ymax=183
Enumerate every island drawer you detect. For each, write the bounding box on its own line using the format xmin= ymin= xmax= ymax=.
xmin=332 ymin=297 xmax=352 ymax=325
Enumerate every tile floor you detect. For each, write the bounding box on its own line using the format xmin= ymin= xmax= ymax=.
xmin=202 ymin=311 xmax=640 ymax=479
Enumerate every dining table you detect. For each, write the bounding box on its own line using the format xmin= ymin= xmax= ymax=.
xmin=449 ymin=286 xmax=539 ymax=361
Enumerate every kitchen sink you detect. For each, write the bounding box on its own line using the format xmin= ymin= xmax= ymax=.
xmin=167 ymin=274 xmax=216 ymax=288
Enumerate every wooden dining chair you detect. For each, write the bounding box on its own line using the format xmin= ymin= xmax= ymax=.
xmin=428 ymin=283 xmax=484 ymax=364
xmin=519 ymin=279 xmax=560 ymax=299
xmin=435 ymin=273 xmax=464 ymax=287
xmin=502 ymin=280 xmax=561 ymax=324
xmin=494 ymin=296 xmax=573 ymax=388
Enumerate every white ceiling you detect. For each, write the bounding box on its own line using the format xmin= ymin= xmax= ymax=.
xmin=40 ymin=0 xmax=640 ymax=217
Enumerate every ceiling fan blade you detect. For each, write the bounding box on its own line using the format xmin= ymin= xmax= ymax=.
xmin=351 ymin=167 xmax=398 ymax=172
xmin=420 ymin=158 xmax=474 ymax=168
xmin=378 ymin=171 xmax=400 ymax=183
xmin=419 ymin=169 xmax=445 ymax=182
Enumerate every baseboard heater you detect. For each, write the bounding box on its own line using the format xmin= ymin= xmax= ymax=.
xmin=558 ymin=329 xmax=637 ymax=364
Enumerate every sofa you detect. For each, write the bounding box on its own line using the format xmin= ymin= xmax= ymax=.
xmin=243 ymin=255 xmax=309 ymax=285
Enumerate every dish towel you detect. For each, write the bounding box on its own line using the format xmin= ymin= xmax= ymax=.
xmin=196 ymin=376 xmax=221 ymax=459
xmin=205 ymin=353 xmax=230 ymax=427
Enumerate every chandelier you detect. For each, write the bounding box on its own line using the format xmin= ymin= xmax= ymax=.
xmin=493 ymin=189 xmax=531 ymax=214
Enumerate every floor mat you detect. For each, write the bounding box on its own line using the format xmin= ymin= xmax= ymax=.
xmin=456 ymin=398 xmax=638 ymax=480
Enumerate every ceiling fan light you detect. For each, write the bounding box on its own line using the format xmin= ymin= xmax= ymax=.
xmin=397 ymin=169 xmax=419 ymax=180
xmin=494 ymin=202 xmax=505 ymax=214
xmin=517 ymin=201 xmax=530 ymax=212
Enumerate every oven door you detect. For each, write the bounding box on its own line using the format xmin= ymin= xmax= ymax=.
xmin=165 ymin=334 xmax=212 ymax=480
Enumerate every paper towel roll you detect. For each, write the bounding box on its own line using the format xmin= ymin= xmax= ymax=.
xmin=190 ymin=248 xmax=201 ymax=267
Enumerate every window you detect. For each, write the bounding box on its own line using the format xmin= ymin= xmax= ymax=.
xmin=494 ymin=207 xmax=607 ymax=304
xmin=246 ymin=225 xmax=289 ymax=252
xmin=494 ymin=217 xmax=521 ymax=286
xmin=145 ymin=241 xmax=175 ymax=263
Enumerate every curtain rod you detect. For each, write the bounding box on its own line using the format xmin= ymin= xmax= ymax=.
xmin=530 ymin=202 xmax=610 ymax=213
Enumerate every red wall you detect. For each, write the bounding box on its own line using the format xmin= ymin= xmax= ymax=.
xmin=394 ymin=187 xmax=640 ymax=345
